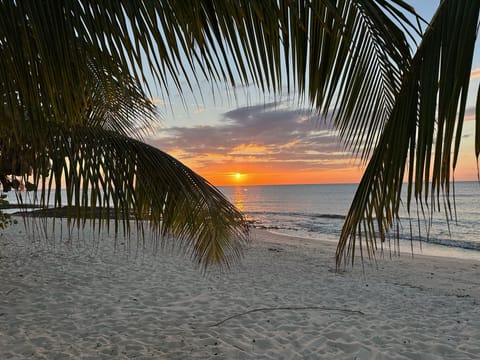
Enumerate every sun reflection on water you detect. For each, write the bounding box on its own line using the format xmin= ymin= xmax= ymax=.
xmin=232 ymin=186 xmax=247 ymax=212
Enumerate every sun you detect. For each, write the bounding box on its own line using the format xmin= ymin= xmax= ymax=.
xmin=231 ymin=172 xmax=245 ymax=183
xmin=227 ymin=172 xmax=247 ymax=184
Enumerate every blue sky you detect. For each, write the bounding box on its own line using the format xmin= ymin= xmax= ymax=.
xmin=145 ymin=1 xmax=480 ymax=185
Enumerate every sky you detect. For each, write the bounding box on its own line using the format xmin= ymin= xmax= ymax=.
xmin=146 ymin=1 xmax=480 ymax=186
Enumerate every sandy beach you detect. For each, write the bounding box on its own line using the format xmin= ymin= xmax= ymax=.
xmin=1 ymin=218 xmax=479 ymax=359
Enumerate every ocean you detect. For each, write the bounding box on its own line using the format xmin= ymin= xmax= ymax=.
xmin=2 ymin=182 xmax=479 ymax=261
xmin=219 ymin=182 xmax=480 ymax=261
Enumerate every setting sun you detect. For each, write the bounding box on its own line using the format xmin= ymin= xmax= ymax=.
xmin=231 ymin=172 xmax=246 ymax=182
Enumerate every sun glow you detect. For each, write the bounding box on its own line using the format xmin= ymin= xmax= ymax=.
xmin=233 ymin=172 xmax=243 ymax=181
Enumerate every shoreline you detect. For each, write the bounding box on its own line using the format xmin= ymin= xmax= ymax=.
xmin=6 ymin=202 xmax=480 ymax=261
xmin=262 ymin=227 xmax=480 ymax=263
xmin=1 ymin=220 xmax=479 ymax=358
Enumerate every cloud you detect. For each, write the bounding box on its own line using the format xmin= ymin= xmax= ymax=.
xmin=471 ymin=68 xmax=480 ymax=79
xmin=147 ymin=102 xmax=355 ymax=174
xmin=231 ymin=144 xmax=272 ymax=155
xmin=193 ymin=107 xmax=205 ymax=114
xmin=150 ymin=97 xmax=166 ymax=105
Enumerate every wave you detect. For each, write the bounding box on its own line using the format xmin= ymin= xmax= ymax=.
xmin=399 ymin=235 xmax=480 ymax=252
xmin=246 ymin=211 xmax=345 ymax=220
xmin=248 ymin=211 xmax=480 ymax=253
xmin=312 ymin=214 xmax=346 ymax=220
xmin=255 ymin=224 xmax=480 ymax=253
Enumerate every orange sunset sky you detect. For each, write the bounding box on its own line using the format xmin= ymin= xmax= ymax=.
xmin=147 ymin=100 xmax=370 ymax=186
xmin=146 ymin=94 xmax=480 ymax=186
xmin=146 ymin=2 xmax=480 ymax=187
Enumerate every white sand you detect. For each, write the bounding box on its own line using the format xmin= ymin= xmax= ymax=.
xmin=1 ymin=219 xmax=479 ymax=359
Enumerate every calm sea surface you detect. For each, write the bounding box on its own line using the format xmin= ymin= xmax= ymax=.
xmin=220 ymin=182 xmax=480 ymax=261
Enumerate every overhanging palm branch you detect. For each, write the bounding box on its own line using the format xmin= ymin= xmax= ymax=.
xmin=336 ymin=0 xmax=480 ymax=266
xmin=0 ymin=47 xmax=249 ymax=270
xmin=13 ymin=125 xmax=248 ymax=270
xmin=0 ymin=0 xmax=255 ymax=268
xmin=283 ymin=0 xmax=416 ymax=161
xmin=0 ymin=0 xmax=414 ymax=123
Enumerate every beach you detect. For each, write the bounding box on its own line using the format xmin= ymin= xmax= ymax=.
xmin=1 ymin=219 xmax=479 ymax=359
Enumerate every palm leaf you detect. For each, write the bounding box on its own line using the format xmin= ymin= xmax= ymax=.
xmin=336 ymin=0 xmax=480 ymax=267
xmin=0 ymin=1 xmax=414 ymax=120
xmin=2 ymin=125 xmax=249 ymax=270
xmin=0 ymin=0 xmax=256 ymax=268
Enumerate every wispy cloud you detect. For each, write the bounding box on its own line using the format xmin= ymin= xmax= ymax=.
xmin=149 ymin=97 xmax=166 ymax=105
xmin=471 ymin=67 xmax=480 ymax=79
xmin=193 ymin=107 xmax=205 ymax=114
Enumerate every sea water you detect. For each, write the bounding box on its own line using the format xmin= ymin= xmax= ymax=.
xmin=220 ymin=182 xmax=480 ymax=261
xmin=2 ymin=182 xmax=479 ymax=261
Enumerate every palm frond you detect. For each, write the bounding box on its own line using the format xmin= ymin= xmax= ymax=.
xmin=1 ymin=125 xmax=249 ymax=270
xmin=307 ymin=0 xmax=415 ymax=160
xmin=0 ymin=1 xmax=415 ymax=118
xmin=336 ymin=0 xmax=480 ymax=267
xmin=85 ymin=56 xmax=156 ymax=139
xmin=0 ymin=0 xmax=257 ymax=268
